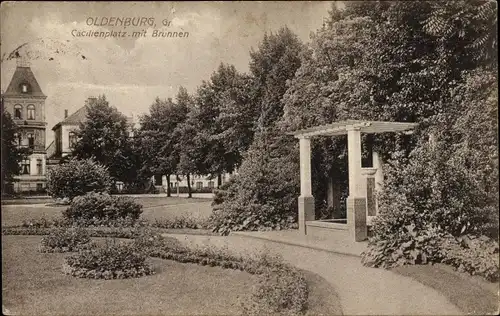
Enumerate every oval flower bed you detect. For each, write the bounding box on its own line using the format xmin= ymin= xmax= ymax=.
xmin=62 ymin=239 xmax=155 ymax=279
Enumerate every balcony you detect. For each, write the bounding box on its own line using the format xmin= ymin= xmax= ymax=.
xmin=17 ymin=144 xmax=46 ymax=152
xmin=13 ymin=119 xmax=47 ymax=128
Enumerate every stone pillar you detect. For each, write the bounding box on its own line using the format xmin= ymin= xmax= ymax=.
xmin=298 ymin=137 xmax=314 ymax=235
xmin=361 ymin=168 xmax=377 ymax=216
xmin=373 ymin=151 xmax=384 ymax=215
xmin=347 ymin=128 xmax=367 ymax=241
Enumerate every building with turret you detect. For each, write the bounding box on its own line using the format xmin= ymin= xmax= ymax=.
xmin=2 ymin=61 xmax=48 ymax=192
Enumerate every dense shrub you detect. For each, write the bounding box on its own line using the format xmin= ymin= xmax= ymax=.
xmin=46 ymin=158 xmax=113 ymax=200
xmin=209 ymin=130 xmax=299 ymax=235
xmin=63 ymin=192 xmax=143 ymax=226
xmin=39 ymin=227 xmax=91 ymax=253
xmin=62 ymin=239 xmax=154 ymax=279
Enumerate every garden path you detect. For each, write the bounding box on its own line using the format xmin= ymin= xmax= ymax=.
xmin=163 ymin=233 xmax=464 ymax=315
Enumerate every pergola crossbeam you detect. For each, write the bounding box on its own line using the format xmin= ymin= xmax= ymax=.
xmin=289 ymin=120 xmax=418 ymax=138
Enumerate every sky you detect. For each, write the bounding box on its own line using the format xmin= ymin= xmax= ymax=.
xmin=1 ymin=1 xmax=335 ymax=145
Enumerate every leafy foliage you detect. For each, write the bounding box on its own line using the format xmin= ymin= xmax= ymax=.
xmin=46 ymin=158 xmax=113 ymax=200
xmin=208 ymin=27 xmax=304 ymax=234
xmin=71 ymin=95 xmax=137 ymax=184
xmin=63 ymin=192 xmax=143 ymax=226
xmin=362 ymin=226 xmax=499 ymax=282
xmin=1 ymin=109 xmax=30 ymax=193
xmin=440 ymin=234 xmax=499 ymax=282
xmin=39 ymin=227 xmax=91 ymax=253
xmin=63 ymin=239 xmax=155 ymax=279
xmin=136 ymin=92 xmax=189 ymax=196
xmin=209 ymin=130 xmax=299 ymax=235
xmin=242 ymin=260 xmax=308 ymax=316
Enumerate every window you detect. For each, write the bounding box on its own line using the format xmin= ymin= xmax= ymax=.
xmin=27 ymin=104 xmax=35 ymax=120
xmin=22 ymin=159 xmax=30 ymax=175
xmin=27 ymin=133 xmax=34 ymax=149
xmin=36 ymin=159 xmax=43 ymax=175
xmin=13 ymin=133 xmax=20 ymax=146
xmin=196 ymin=182 xmax=203 ymax=189
xmin=208 ymin=181 xmax=215 ymax=189
xmin=20 ymin=83 xmax=30 ymax=94
xmin=14 ymin=104 xmax=22 ymax=119
xmin=69 ymin=132 xmax=77 ymax=148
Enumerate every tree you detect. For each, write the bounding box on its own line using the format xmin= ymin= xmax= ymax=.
xmin=174 ymin=86 xmax=195 ymax=197
xmin=249 ymin=26 xmax=304 ymax=130
xmin=1 ymin=107 xmax=30 ymax=193
xmin=209 ymin=26 xmax=305 ymax=232
xmin=137 ymin=94 xmax=189 ymax=196
xmin=71 ymin=95 xmax=134 ymax=184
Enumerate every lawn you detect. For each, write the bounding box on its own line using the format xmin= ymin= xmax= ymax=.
xmin=1 ymin=197 xmax=213 ymax=227
xmin=2 ymin=235 xmax=258 ymax=315
xmin=2 ymin=235 xmax=344 ymax=315
xmin=393 ymin=264 xmax=499 ymax=315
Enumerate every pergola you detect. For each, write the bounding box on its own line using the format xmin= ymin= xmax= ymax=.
xmin=288 ymin=120 xmax=418 ymax=242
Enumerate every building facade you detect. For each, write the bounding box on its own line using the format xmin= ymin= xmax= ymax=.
xmin=2 ymin=63 xmax=48 ymax=192
xmin=48 ymin=97 xmax=136 ymax=162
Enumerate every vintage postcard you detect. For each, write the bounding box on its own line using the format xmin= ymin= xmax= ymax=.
xmin=1 ymin=1 xmax=498 ymax=315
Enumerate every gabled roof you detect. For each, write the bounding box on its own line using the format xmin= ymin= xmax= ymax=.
xmin=52 ymin=106 xmax=88 ymax=130
xmin=3 ymin=66 xmax=46 ymax=97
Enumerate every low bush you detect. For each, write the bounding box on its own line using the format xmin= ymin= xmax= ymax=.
xmin=151 ymin=215 xmax=209 ymax=230
xmin=362 ymin=224 xmax=444 ymax=268
xmin=440 ymin=234 xmax=499 ymax=282
xmin=62 ymin=239 xmax=155 ymax=279
xmin=131 ymin=228 xmax=183 ymax=254
xmin=3 ymin=226 xmax=146 ymax=239
xmin=39 ymin=227 xmax=91 ymax=253
xmin=22 ymin=217 xmax=68 ymax=229
xmin=242 ymin=264 xmax=308 ymax=316
xmin=146 ymin=240 xmax=309 ymax=315
xmin=63 ymin=192 xmax=143 ymax=226
xmin=46 ymin=158 xmax=113 ymax=200
xmin=362 ymin=225 xmax=500 ymax=282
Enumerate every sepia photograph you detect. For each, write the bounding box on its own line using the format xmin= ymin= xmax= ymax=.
xmin=1 ymin=1 xmax=498 ymax=315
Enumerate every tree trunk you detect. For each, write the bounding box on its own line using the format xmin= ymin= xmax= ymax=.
xmin=187 ymin=173 xmax=192 ymax=198
xmin=217 ymin=173 xmax=222 ymax=188
xmin=166 ymin=174 xmax=171 ymax=197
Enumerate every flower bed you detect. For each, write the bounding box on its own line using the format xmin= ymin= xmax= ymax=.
xmin=62 ymin=239 xmax=155 ymax=279
xmin=39 ymin=227 xmax=91 ymax=253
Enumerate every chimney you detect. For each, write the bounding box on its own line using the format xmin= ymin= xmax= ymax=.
xmin=64 ymin=109 xmax=68 ymax=118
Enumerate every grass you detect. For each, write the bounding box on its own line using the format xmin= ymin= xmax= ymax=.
xmin=2 ymin=235 xmax=344 ymax=315
xmin=2 ymin=235 xmax=258 ymax=315
xmin=1 ymin=197 xmax=213 ymax=228
xmin=393 ymin=264 xmax=499 ymax=315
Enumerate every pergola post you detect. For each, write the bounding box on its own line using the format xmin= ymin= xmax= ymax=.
xmin=346 ymin=127 xmax=367 ymax=241
xmin=298 ymin=137 xmax=314 ymax=235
